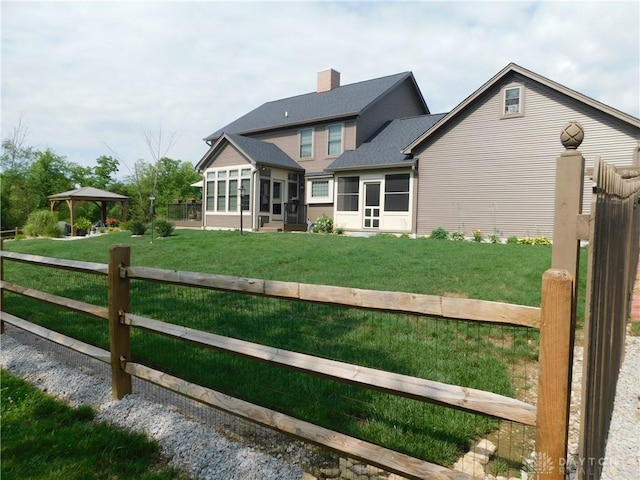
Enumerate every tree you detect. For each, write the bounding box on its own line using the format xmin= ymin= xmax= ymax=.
xmin=91 ymin=155 xmax=119 ymax=189
xmin=1 ymin=119 xmax=39 ymax=229
xmin=0 ymin=117 xmax=37 ymax=175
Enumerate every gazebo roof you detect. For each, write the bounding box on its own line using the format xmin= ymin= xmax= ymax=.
xmin=48 ymin=186 xmax=129 ymax=201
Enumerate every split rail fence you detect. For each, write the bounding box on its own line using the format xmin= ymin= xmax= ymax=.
xmin=1 ymin=124 xmax=638 ymax=480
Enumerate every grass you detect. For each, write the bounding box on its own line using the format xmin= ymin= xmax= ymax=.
xmin=0 ymin=368 xmax=187 ymax=480
xmin=0 ymin=230 xmax=589 ymax=467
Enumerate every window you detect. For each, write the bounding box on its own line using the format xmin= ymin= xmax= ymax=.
xmin=384 ymin=174 xmax=410 ymax=212
xmin=205 ymin=167 xmax=252 ymax=212
xmin=327 ymin=124 xmax=343 ymax=156
xmin=206 ymin=172 xmax=215 ymax=211
xmin=228 ymin=170 xmax=238 ymax=211
xmin=311 ymin=180 xmax=329 ymax=198
xmin=299 ymin=128 xmax=313 ymax=158
xmin=216 ymin=171 xmax=226 ymax=211
xmin=502 ymin=85 xmax=523 ymax=116
xmin=337 ymin=176 xmax=359 ymax=211
xmin=241 ymin=169 xmax=251 ymax=211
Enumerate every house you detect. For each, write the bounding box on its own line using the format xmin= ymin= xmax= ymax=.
xmin=402 ymin=63 xmax=640 ymax=238
xmin=196 ymin=64 xmax=640 ymax=237
xmin=195 ymin=69 xmax=429 ymax=231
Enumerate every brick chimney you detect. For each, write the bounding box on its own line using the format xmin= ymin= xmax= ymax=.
xmin=317 ymin=69 xmax=340 ymax=93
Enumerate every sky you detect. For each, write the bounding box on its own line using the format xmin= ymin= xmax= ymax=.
xmin=2 ymin=0 xmax=639 ymax=174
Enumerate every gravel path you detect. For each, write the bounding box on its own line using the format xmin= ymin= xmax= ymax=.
xmin=0 ymin=333 xmax=304 ymax=480
xmin=1 ymin=327 xmax=638 ymax=479
xmin=600 ymin=334 xmax=640 ymax=479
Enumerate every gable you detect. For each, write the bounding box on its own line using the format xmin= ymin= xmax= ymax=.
xmin=196 ymin=133 xmax=303 ymax=172
xmin=404 ymin=63 xmax=640 ymax=154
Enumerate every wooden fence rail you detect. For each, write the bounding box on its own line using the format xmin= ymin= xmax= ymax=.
xmin=0 ymin=242 xmax=553 ymax=480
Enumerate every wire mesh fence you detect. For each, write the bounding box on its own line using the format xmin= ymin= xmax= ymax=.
xmin=2 ymin=257 xmax=540 ymax=478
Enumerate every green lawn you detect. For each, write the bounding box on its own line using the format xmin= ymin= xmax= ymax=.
xmin=1 ymin=368 xmax=186 ymax=480
xmin=1 ymin=230 xmax=588 ymax=468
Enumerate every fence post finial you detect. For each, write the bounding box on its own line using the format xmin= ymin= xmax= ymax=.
xmin=560 ymin=121 xmax=584 ymax=151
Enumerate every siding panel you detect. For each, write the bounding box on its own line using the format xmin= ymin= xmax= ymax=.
xmin=415 ymin=75 xmax=639 ymax=239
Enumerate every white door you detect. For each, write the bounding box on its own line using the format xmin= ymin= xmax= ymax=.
xmin=363 ymin=182 xmax=380 ymax=228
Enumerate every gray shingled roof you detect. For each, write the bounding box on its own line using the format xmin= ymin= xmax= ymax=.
xmin=227 ymin=134 xmax=303 ymax=171
xmin=326 ymin=114 xmax=447 ymax=171
xmin=48 ymin=186 xmax=129 ymax=201
xmin=204 ymin=72 xmax=424 ymax=142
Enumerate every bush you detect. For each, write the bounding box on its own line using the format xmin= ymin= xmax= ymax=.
xmin=471 ymin=229 xmax=483 ymax=242
xmin=506 ymin=236 xmax=519 ymax=244
xmin=312 ymin=214 xmax=334 ymax=234
xmin=154 ymin=218 xmax=174 ymax=238
xmin=517 ymin=236 xmax=552 ymax=246
xmin=127 ymin=219 xmax=147 ymax=236
xmin=429 ymin=227 xmax=449 ymax=240
xmin=451 ymin=231 xmax=466 ymax=241
xmin=489 ymin=234 xmax=500 ymax=244
xmin=74 ymin=217 xmax=92 ymax=231
xmin=23 ymin=210 xmax=61 ymax=238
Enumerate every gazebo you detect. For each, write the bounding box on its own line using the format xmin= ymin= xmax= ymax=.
xmin=48 ymin=186 xmax=129 ymax=236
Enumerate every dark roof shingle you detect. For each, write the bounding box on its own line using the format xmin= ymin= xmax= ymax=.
xmin=326 ymin=114 xmax=446 ymax=171
xmin=205 ymin=72 xmax=422 ymax=142
xmin=227 ymin=134 xmax=303 ymax=171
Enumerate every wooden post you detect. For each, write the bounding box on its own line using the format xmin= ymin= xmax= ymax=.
xmin=108 ymin=244 xmax=132 ymax=399
xmin=552 ymin=122 xmax=585 ymax=291
xmin=536 ymin=268 xmax=574 ymax=480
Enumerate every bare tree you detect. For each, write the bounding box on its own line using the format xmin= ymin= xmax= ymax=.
xmin=1 ymin=116 xmax=36 ymax=173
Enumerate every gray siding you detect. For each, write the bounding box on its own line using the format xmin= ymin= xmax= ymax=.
xmin=307 ymin=204 xmax=333 ymax=222
xmin=252 ymin=120 xmax=356 ymax=173
xmin=207 ymin=144 xmax=252 ymax=168
xmin=415 ymin=74 xmax=639 ymax=239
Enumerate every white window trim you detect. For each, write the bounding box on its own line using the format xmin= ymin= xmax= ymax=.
xmin=327 ymin=123 xmax=344 ymax=157
xmin=299 ymin=128 xmax=314 ymax=160
xmin=306 ymin=178 xmax=334 ymax=204
xmin=500 ymin=83 xmax=525 ymax=118
xmin=205 ymin=166 xmax=253 ymax=214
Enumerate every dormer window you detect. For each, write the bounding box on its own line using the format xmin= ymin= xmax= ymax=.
xmin=502 ymin=84 xmax=524 ymax=117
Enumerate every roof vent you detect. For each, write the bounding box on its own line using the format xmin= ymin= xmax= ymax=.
xmin=317 ymin=69 xmax=340 ymax=93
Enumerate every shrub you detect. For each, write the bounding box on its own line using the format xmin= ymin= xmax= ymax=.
xmin=127 ymin=219 xmax=147 ymax=236
xmin=74 ymin=217 xmax=92 ymax=231
xmin=429 ymin=227 xmax=449 ymax=240
xmin=451 ymin=231 xmax=466 ymax=242
xmin=334 ymin=226 xmax=345 ymax=235
xmin=23 ymin=210 xmax=61 ymax=238
xmin=518 ymin=236 xmax=552 ymax=246
xmin=506 ymin=236 xmax=519 ymax=244
xmin=489 ymin=234 xmax=500 ymax=244
xmin=312 ymin=214 xmax=334 ymax=234
xmin=154 ymin=218 xmax=174 ymax=238
xmin=105 ymin=217 xmax=119 ymax=227
xmin=471 ymin=229 xmax=483 ymax=242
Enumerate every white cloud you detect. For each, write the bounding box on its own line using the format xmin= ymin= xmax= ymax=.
xmin=2 ymin=1 xmax=638 ymax=170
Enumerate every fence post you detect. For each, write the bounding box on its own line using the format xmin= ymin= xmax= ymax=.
xmin=108 ymin=244 xmax=132 ymax=399
xmin=536 ymin=268 xmax=574 ymax=480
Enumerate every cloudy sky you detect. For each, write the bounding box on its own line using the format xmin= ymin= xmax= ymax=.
xmin=2 ymin=1 xmax=639 ymax=173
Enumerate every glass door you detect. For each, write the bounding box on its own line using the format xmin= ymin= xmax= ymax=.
xmin=272 ymin=180 xmax=283 ymax=219
xmin=364 ymin=182 xmax=380 ymax=228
